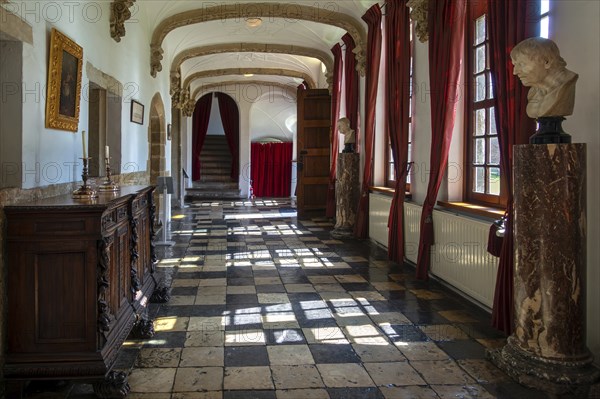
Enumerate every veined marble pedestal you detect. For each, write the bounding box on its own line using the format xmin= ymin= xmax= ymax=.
xmin=489 ymin=143 xmax=599 ymax=398
xmin=331 ymin=153 xmax=359 ymax=239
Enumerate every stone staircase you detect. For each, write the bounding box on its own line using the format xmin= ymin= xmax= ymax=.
xmin=185 ymin=135 xmax=242 ymax=201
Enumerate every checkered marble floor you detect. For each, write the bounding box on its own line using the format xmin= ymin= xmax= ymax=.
xmin=23 ymin=199 xmax=584 ymax=398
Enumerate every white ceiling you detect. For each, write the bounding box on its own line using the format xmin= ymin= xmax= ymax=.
xmin=136 ymin=1 xmax=381 ymax=94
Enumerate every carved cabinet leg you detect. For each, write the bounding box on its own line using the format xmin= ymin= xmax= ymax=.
xmin=150 ymin=283 xmax=171 ymax=303
xmin=130 ymin=313 xmax=155 ymax=339
xmin=92 ymin=371 xmax=130 ymax=398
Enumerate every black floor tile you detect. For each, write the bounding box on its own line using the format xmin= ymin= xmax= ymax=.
xmin=309 ymin=344 xmax=361 ymax=363
xmin=256 ymin=284 xmax=287 ymax=293
xmin=327 ymin=387 xmax=384 ymax=399
xmin=437 ymin=340 xmax=487 ymax=359
xmin=379 ymin=324 xmax=429 ymax=342
xmin=340 ymin=283 xmax=375 ymax=291
xmin=157 ymin=305 xmax=227 ymax=317
xmin=402 ymin=310 xmax=451 ymax=325
xmin=224 ymin=346 xmax=269 ymax=366
xmin=227 ymin=294 xmax=259 ymax=305
xmin=224 ymin=391 xmax=277 ymax=399
xmin=253 ymin=270 xmax=281 ymax=277
xmin=265 ymin=328 xmax=306 ymax=345
xmin=228 ymin=277 xmax=256 ymax=286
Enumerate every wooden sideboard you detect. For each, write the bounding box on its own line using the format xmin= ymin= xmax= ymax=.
xmin=3 ymin=185 xmax=168 ymax=397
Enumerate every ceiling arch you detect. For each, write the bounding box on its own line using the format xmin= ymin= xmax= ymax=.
xmin=149 ymin=2 xmax=367 ymax=77
xmin=183 ymin=68 xmax=315 ymax=93
xmin=191 ymin=81 xmax=297 ymax=104
xmin=170 ymin=43 xmax=333 ymax=77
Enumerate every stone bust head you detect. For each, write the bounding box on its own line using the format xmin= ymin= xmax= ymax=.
xmin=338 ymin=117 xmax=355 ymax=144
xmin=510 ymin=37 xmax=578 ymax=119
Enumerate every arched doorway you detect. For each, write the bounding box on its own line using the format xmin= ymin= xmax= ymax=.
xmin=148 ymin=93 xmax=167 ymax=212
xmin=149 ymin=93 xmax=166 ymax=184
xmin=189 ymin=92 xmax=240 ymax=200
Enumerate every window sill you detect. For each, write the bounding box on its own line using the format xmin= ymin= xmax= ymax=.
xmin=369 ymin=186 xmax=412 ymax=200
xmin=437 ymin=201 xmax=504 ymax=220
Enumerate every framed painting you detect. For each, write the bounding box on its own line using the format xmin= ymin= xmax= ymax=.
xmin=130 ymin=99 xmax=144 ymax=124
xmin=45 ymin=28 xmax=83 ymax=132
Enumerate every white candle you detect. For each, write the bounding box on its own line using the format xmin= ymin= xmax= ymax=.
xmin=105 ymin=145 xmax=110 ymax=159
xmin=82 ymin=130 xmax=87 ymax=158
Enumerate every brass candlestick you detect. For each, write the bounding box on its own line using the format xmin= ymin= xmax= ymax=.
xmin=98 ymin=157 xmax=120 ymax=192
xmin=73 ymin=157 xmax=98 ymax=199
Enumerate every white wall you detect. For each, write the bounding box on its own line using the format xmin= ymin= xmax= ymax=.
xmin=2 ymin=1 xmax=171 ymax=189
xmin=403 ymin=0 xmax=600 ymax=363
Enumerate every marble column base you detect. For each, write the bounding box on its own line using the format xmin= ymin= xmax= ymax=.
xmin=488 ymin=143 xmax=600 ymax=398
xmin=488 ymin=336 xmax=599 ymax=398
xmin=331 ymin=153 xmax=359 ymax=240
xmin=330 ymin=227 xmax=355 ymax=239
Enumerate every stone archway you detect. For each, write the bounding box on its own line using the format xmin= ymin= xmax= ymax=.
xmin=148 ymin=93 xmax=167 ymax=185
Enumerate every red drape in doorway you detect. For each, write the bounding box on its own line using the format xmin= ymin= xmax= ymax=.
xmin=250 ymin=142 xmax=293 ymax=197
xmin=342 ymin=33 xmax=360 ymax=152
xmin=386 ymin=0 xmax=411 ymax=263
xmin=488 ymin=0 xmax=539 ymax=334
xmin=354 ymin=4 xmax=382 ymax=239
xmin=216 ymin=93 xmax=240 ymax=181
xmin=415 ymin=0 xmax=466 ymax=279
xmin=191 ymin=94 xmax=213 ymax=181
xmin=326 ymin=44 xmax=344 ymax=218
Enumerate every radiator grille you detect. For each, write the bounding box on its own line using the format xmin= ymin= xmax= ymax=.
xmin=370 ymin=195 xmax=499 ymax=308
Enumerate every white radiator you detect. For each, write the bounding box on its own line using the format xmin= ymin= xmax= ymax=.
xmin=369 ymin=195 xmax=499 ymax=309
xmin=428 ymin=210 xmax=499 ymax=308
xmin=369 ymin=193 xmax=392 ymax=247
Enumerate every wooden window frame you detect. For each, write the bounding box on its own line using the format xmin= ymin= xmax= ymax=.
xmin=463 ymin=0 xmax=506 ymax=208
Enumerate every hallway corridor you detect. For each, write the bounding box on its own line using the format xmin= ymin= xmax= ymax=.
xmin=25 ymin=200 xmax=556 ymax=398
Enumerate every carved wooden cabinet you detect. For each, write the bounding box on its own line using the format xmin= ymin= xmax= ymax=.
xmin=3 ymin=185 xmax=162 ymax=396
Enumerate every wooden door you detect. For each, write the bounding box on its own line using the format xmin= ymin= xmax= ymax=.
xmin=296 ymin=89 xmax=331 ymax=217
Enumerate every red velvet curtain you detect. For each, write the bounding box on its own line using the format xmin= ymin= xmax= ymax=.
xmin=250 ymin=142 xmax=293 ymax=197
xmin=415 ymin=0 xmax=466 ymax=279
xmin=354 ymin=4 xmax=382 ymax=238
xmin=342 ymin=33 xmax=360 ymax=152
xmin=326 ymin=44 xmax=344 ymax=218
xmin=191 ymin=94 xmax=213 ymax=181
xmin=488 ymin=0 xmax=539 ymax=334
xmin=216 ymin=93 xmax=240 ymax=181
xmin=386 ymin=0 xmax=411 ymax=262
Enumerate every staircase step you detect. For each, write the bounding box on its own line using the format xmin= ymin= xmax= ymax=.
xmin=200 ymin=168 xmax=231 ymax=177
xmin=200 ymin=152 xmax=232 ymax=159
xmin=198 ymin=174 xmax=233 ymax=182
xmin=190 ymin=182 xmax=239 ymax=190
xmin=202 ymin=161 xmax=231 ymax=168
xmin=185 ymin=187 xmax=242 ymax=201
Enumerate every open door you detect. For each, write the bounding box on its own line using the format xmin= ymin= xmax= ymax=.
xmin=296 ymin=89 xmax=331 ymax=218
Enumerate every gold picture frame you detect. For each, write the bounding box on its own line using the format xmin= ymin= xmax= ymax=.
xmin=45 ymin=28 xmax=83 ymax=132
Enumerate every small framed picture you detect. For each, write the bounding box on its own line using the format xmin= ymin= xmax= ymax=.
xmin=130 ymin=99 xmax=144 ymax=124
xmin=167 ymin=123 xmax=172 ymax=140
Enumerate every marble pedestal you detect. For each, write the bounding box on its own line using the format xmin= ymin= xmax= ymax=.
xmin=331 ymin=153 xmax=359 ymax=239
xmin=488 ymin=144 xmax=599 ymax=398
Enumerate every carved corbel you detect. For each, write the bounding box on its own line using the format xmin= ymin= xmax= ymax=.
xmin=150 ymin=44 xmax=164 ymax=78
xmin=182 ymin=98 xmax=196 ymax=117
xmin=407 ymin=0 xmax=429 ymax=43
xmin=353 ymin=45 xmax=367 ymax=77
xmin=110 ymin=0 xmax=135 ymax=43
xmin=170 ymin=72 xmax=182 ymax=108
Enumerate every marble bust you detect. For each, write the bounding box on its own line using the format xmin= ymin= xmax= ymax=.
xmin=511 ymin=37 xmax=578 ymax=119
xmin=338 ymin=117 xmax=355 ymax=153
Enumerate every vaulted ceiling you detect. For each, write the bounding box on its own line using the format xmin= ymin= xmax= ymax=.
xmin=111 ymin=0 xmax=381 ymax=110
